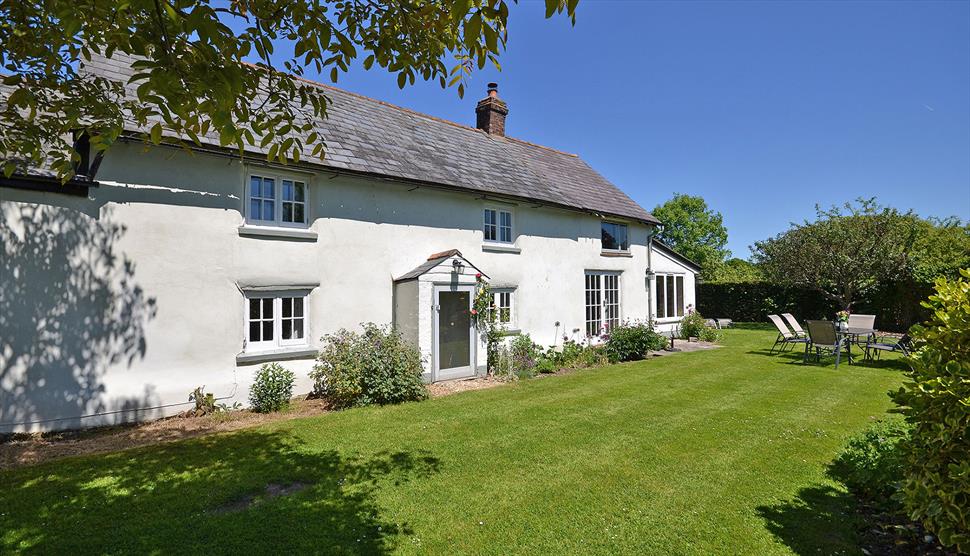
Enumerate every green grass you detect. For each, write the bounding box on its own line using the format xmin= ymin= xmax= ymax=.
xmin=0 ymin=329 xmax=906 ymax=554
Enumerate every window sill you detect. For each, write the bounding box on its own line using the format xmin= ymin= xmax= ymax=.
xmin=482 ymin=243 xmax=521 ymax=254
xmin=600 ymin=250 xmax=632 ymax=258
xmin=235 ymin=347 xmax=317 ymax=365
xmin=238 ymin=225 xmax=318 ymax=241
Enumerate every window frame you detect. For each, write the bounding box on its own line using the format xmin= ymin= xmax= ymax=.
xmin=483 ymin=206 xmax=514 ymax=244
xmin=491 ymin=287 xmax=516 ymax=327
xmin=655 ymin=273 xmax=686 ymax=320
xmin=600 ymin=221 xmax=630 ymax=252
xmin=245 ymin=170 xmax=310 ymax=229
xmin=585 ymin=271 xmax=622 ymax=337
xmin=242 ymin=290 xmax=310 ymax=353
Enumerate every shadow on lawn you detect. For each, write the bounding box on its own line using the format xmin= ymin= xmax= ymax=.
xmin=745 ymin=347 xmax=910 ymax=371
xmin=0 ymin=429 xmax=440 ymax=554
xmin=756 ymin=484 xmax=862 ymax=555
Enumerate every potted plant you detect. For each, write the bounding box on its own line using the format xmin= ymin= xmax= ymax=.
xmin=836 ymin=310 xmax=850 ymax=331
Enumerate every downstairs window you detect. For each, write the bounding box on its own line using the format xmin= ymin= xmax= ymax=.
xmin=244 ymin=291 xmax=309 ymax=352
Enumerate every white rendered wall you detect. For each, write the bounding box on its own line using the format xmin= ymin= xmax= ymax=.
xmin=0 ymin=143 xmax=696 ymax=432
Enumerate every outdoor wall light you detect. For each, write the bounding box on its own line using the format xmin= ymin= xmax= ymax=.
xmin=452 ymin=258 xmax=464 ymax=273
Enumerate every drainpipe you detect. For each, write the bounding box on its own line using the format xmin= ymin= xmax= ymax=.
xmin=646 ymin=225 xmax=660 ymax=325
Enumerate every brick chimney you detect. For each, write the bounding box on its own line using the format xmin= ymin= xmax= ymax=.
xmin=475 ymin=82 xmax=509 ymax=136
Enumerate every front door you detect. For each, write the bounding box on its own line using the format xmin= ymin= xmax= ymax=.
xmin=433 ymin=285 xmax=476 ymax=381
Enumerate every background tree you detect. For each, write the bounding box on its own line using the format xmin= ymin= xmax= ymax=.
xmin=652 ymin=194 xmax=729 ymax=280
xmin=907 ymin=216 xmax=970 ymax=283
xmin=0 ymin=0 xmax=577 ymax=180
xmin=752 ymin=198 xmax=918 ymax=310
xmin=713 ymin=258 xmax=764 ymax=283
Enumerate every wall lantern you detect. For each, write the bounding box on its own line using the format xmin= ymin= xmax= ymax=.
xmin=452 ymin=258 xmax=464 ymax=273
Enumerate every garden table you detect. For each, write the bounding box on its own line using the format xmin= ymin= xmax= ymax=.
xmin=837 ymin=326 xmax=876 ymax=363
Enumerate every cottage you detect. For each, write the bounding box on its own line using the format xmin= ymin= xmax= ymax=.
xmin=0 ymin=54 xmax=699 ymax=432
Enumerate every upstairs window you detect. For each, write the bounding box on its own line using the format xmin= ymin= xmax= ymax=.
xmin=484 ymin=208 xmax=513 ymax=243
xmin=491 ymin=288 xmax=515 ymax=326
xmin=655 ymin=274 xmax=685 ymax=319
xmin=601 ymin=221 xmax=629 ymax=251
xmin=247 ymin=173 xmax=308 ymax=227
xmin=244 ymin=291 xmax=309 ymax=352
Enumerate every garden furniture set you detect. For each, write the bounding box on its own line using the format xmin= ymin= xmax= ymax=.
xmin=766 ymin=313 xmax=909 ymax=368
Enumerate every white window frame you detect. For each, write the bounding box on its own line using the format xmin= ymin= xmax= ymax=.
xmin=245 ymin=171 xmax=310 ymax=228
xmin=483 ymin=206 xmax=514 ymax=244
xmin=491 ymin=287 xmax=516 ymax=327
xmin=601 ymin=220 xmax=630 ymax=252
xmin=655 ymin=273 xmax=686 ymax=321
xmin=585 ymin=271 xmax=621 ymax=337
xmin=243 ymin=290 xmax=310 ymax=353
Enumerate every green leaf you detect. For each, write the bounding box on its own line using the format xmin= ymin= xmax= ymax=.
xmin=150 ymin=123 xmax=162 ymax=144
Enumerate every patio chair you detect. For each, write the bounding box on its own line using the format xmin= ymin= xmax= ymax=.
xmin=847 ymin=314 xmax=876 ymax=330
xmin=768 ymin=314 xmax=809 ymax=354
xmin=781 ymin=313 xmax=807 ymax=338
xmin=805 ymin=320 xmax=849 ymax=368
xmin=865 ymin=333 xmax=913 ymax=360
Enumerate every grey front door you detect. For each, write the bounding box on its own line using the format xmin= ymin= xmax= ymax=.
xmin=434 ymin=285 xmax=476 ymax=381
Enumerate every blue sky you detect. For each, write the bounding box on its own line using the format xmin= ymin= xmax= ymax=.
xmin=287 ymin=0 xmax=970 ymax=258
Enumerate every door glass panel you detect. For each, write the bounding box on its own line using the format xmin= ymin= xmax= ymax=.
xmin=438 ymin=291 xmax=471 ymax=370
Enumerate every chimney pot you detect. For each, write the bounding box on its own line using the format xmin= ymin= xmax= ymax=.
xmin=476 ymin=83 xmax=509 ymax=136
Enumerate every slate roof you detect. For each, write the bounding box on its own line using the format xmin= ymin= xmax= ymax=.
xmin=79 ymin=53 xmax=658 ymax=224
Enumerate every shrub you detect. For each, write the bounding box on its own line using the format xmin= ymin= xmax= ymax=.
xmin=890 ymin=269 xmax=970 ymax=552
xmin=679 ymin=311 xmax=707 ymax=339
xmin=249 ymin=363 xmax=295 ymax=413
xmin=604 ymin=321 xmax=667 ymax=363
xmin=494 ymin=334 xmax=539 ymax=380
xmin=832 ymin=419 xmax=910 ymax=509
xmin=531 ymin=340 xmax=608 ymax=374
xmin=187 ymin=386 xmax=239 ymax=416
xmin=310 ymin=323 xmax=428 ymax=409
xmin=698 ymin=326 xmax=723 ymax=343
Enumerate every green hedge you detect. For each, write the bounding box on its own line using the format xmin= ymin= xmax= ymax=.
xmin=697 ymin=280 xmax=933 ymax=332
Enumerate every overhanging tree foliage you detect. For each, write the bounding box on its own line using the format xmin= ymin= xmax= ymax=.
xmin=0 ymin=0 xmax=578 ymax=180
xmin=752 ymin=198 xmax=919 ymax=310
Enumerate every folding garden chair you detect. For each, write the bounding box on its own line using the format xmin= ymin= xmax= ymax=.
xmin=768 ymin=314 xmax=809 ymax=354
xmin=781 ymin=313 xmax=807 ymax=338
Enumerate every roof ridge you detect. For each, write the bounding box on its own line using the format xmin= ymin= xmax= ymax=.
xmin=242 ymin=62 xmax=578 ymax=158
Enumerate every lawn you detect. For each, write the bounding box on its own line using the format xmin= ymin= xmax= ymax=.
xmin=0 ymin=328 xmax=905 ymax=555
